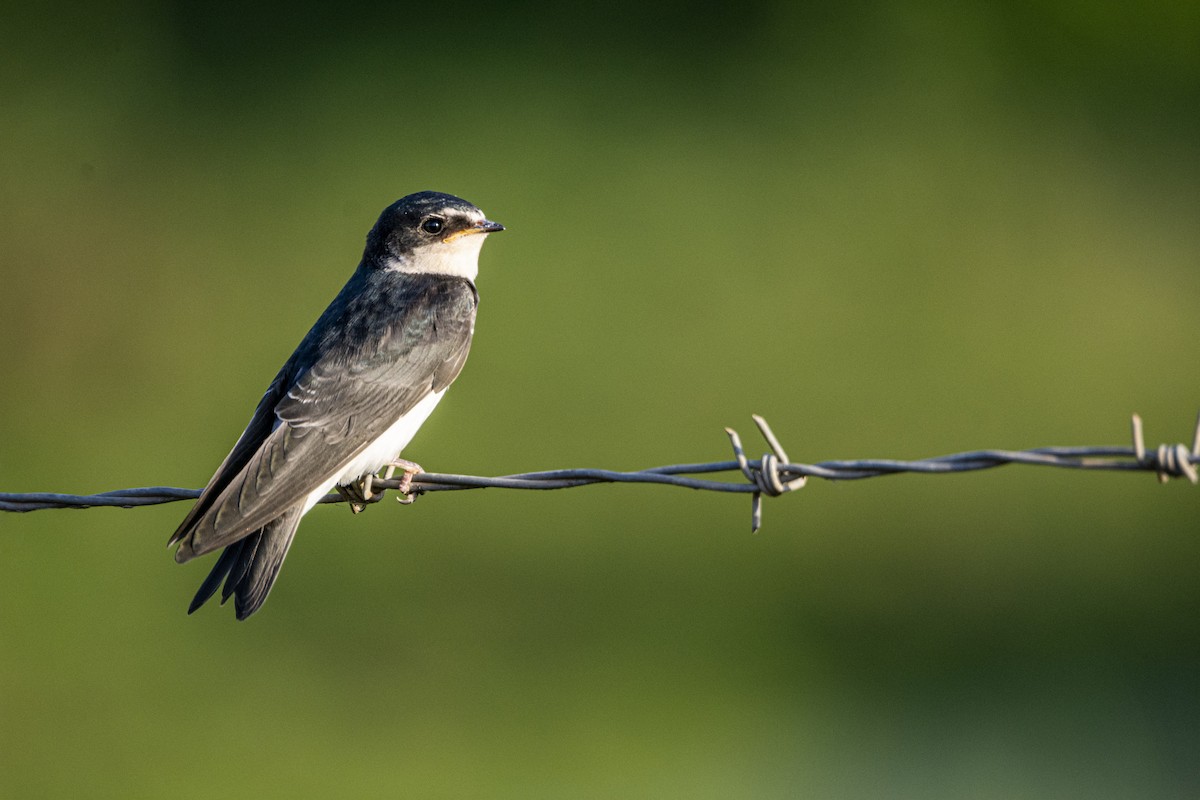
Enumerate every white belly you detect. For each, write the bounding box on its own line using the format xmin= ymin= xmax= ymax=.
xmin=300 ymin=389 xmax=446 ymax=513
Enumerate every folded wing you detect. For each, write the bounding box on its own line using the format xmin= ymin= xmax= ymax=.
xmin=171 ymin=272 xmax=477 ymax=562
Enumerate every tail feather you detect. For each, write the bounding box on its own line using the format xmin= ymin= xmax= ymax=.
xmin=187 ymin=506 xmax=303 ymax=620
xmin=222 ymin=534 xmax=260 ymax=604
xmin=187 ymin=539 xmax=245 ymax=614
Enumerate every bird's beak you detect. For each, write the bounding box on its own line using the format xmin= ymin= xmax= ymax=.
xmin=445 ymin=219 xmax=505 ymax=241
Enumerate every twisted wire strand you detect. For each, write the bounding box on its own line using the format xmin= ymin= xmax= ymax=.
xmin=1 ymin=413 xmax=1196 ymax=531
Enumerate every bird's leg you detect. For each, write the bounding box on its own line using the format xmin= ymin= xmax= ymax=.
xmin=384 ymin=458 xmax=424 ymax=505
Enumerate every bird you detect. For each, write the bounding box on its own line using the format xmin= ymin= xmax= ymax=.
xmin=169 ymin=191 xmax=504 ymax=620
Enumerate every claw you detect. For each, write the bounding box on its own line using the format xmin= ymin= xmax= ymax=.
xmin=386 ymin=458 xmax=423 ymax=505
xmin=336 ymin=471 xmax=387 ymax=514
xmin=335 ymin=484 xmax=368 ymax=514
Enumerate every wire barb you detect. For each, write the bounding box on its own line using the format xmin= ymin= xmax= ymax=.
xmin=1 ymin=414 xmax=1196 ymax=525
xmin=726 ymin=416 xmax=808 ymax=532
xmin=1130 ymin=412 xmax=1199 ymax=485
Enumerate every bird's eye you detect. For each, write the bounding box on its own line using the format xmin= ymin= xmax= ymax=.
xmin=420 ymin=217 xmax=444 ymax=235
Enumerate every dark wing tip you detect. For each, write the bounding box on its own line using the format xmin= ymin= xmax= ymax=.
xmin=174 ymin=539 xmax=197 ymax=564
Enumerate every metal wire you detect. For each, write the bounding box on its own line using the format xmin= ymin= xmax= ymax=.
xmin=2 ymin=413 xmax=1196 ymax=532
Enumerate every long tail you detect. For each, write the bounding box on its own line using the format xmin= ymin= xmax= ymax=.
xmin=187 ymin=505 xmax=303 ymax=620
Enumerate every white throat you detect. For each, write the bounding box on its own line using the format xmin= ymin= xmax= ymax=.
xmin=385 ymin=234 xmax=489 ymax=281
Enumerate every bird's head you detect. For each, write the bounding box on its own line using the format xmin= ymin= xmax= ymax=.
xmin=365 ymin=191 xmax=504 ymax=280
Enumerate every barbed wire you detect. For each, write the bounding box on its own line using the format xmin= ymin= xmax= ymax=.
xmin=2 ymin=414 xmax=1196 ymax=532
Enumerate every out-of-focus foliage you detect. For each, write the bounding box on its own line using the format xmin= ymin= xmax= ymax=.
xmin=1 ymin=1 xmax=1197 ymax=797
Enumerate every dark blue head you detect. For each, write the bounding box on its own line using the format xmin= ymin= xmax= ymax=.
xmin=364 ymin=192 xmax=504 ymax=271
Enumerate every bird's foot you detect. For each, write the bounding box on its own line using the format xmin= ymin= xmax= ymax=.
xmin=336 ymin=460 xmax=424 ymax=512
xmin=384 ymin=458 xmax=424 ymax=505
xmin=336 ymin=474 xmax=384 ymax=514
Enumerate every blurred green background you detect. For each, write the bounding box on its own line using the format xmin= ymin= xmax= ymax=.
xmin=2 ymin=0 xmax=1198 ymax=796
